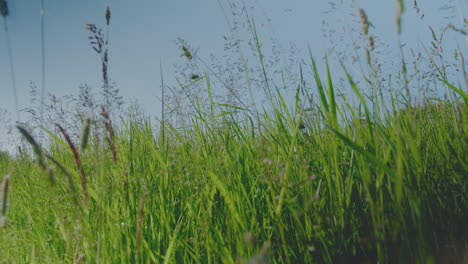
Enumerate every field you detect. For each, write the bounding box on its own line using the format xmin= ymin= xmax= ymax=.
xmin=1 ymin=74 xmax=467 ymax=263
xmin=1 ymin=1 xmax=467 ymax=263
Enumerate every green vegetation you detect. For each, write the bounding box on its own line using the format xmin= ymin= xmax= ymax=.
xmin=1 ymin=1 xmax=467 ymax=263
xmin=1 ymin=71 xmax=467 ymax=262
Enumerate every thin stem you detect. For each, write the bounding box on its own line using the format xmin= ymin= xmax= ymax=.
xmin=40 ymin=0 xmax=46 ymax=128
xmin=217 ymin=0 xmax=256 ymax=110
xmin=160 ymin=59 xmax=165 ymax=147
xmin=2 ymin=17 xmax=19 ymax=121
xmin=105 ymin=22 xmax=110 ymax=111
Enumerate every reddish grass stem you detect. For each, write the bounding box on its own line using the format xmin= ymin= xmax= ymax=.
xmin=56 ymin=123 xmax=88 ymax=206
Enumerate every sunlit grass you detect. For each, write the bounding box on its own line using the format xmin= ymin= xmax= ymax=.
xmin=0 ymin=71 xmax=466 ymax=263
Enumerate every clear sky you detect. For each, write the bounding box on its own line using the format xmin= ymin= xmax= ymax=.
xmin=0 ymin=0 xmax=466 ymax=151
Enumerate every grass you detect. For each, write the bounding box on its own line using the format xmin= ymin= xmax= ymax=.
xmin=1 ymin=1 xmax=467 ymax=263
xmin=0 ymin=72 xmax=467 ymax=263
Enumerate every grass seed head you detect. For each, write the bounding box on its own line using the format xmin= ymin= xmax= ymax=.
xmin=0 ymin=174 xmax=10 ymax=228
xmin=17 ymin=125 xmax=46 ymax=169
xmin=0 ymin=0 xmax=8 ymax=18
xmin=368 ymin=35 xmax=375 ymax=50
xmin=365 ymin=48 xmax=371 ymax=65
xmin=182 ymin=46 xmax=193 ymax=60
xmin=80 ymin=117 xmax=91 ymax=152
xmin=105 ymin=5 xmax=111 ymax=26
xmin=1 ymin=174 xmax=11 ymax=216
xmin=100 ymin=105 xmax=117 ymax=163
xmin=358 ymin=8 xmax=369 ymax=35
xmin=86 ymin=24 xmax=97 ymax=33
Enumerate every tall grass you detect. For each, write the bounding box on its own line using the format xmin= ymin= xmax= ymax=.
xmin=1 ymin=72 xmax=467 ymax=262
xmin=1 ymin=1 xmax=467 ymax=263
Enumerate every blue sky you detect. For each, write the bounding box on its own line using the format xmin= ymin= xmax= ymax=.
xmin=0 ymin=0 xmax=466 ymax=151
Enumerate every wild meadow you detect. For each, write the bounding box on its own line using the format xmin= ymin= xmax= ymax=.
xmin=1 ymin=1 xmax=467 ymax=263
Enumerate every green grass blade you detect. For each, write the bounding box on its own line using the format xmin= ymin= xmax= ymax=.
xmin=309 ymin=50 xmax=329 ymax=113
xmin=328 ymin=126 xmax=395 ymax=177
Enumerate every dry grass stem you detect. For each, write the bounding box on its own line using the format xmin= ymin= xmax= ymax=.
xmin=56 ymin=123 xmax=88 ymax=206
xmin=100 ymin=105 xmax=117 ymax=164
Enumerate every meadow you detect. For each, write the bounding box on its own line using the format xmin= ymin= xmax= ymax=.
xmin=1 ymin=1 xmax=467 ymax=263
